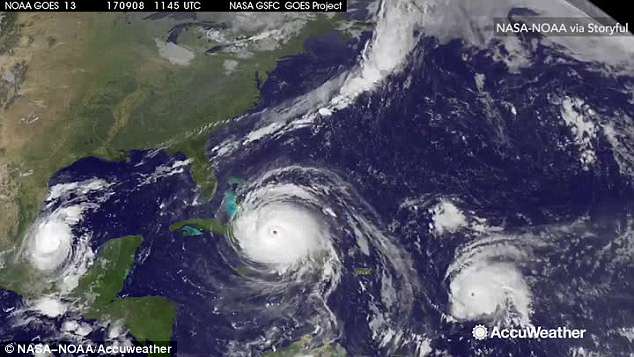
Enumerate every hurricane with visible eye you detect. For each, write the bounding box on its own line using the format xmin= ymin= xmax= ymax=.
xmin=1 ymin=0 xmax=632 ymax=354
xmin=19 ymin=204 xmax=95 ymax=293
xmin=229 ymin=187 xmax=331 ymax=271
xmin=445 ymin=234 xmax=539 ymax=326
xmin=207 ymin=166 xmax=422 ymax=354
xmin=27 ymin=216 xmax=73 ymax=273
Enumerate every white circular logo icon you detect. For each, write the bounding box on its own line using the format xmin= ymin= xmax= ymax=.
xmin=472 ymin=324 xmax=488 ymax=340
xmin=4 ymin=343 xmax=15 ymax=353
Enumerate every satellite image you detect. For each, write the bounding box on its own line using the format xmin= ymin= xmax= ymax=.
xmin=0 ymin=0 xmax=632 ymax=356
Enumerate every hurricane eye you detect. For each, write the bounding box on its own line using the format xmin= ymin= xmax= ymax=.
xmin=230 ymin=191 xmax=329 ymax=271
xmin=449 ymin=262 xmax=531 ymax=324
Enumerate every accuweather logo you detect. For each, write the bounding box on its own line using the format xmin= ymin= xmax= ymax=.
xmin=472 ymin=324 xmax=587 ymax=340
xmin=472 ymin=325 xmax=489 ymax=340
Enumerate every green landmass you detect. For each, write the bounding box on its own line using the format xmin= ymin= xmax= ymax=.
xmin=100 ymin=297 xmax=175 ymax=345
xmin=1 ymin=14 xmax=341 ymax=251
xmin=175 ymin=135 xmax=217 ymax=200
xmin=73 ymin=235 xmax=143 ymax=308
xmin=0 ymin=13 xmax=20 ymax=55
xmin=0 ymin=12 xmax=348 ymax=355
xmin=263 ymin=336 xmax=347 ymax=357
xmin=353 ymin=267 xmax=373 ymax=276
xmin=73 ymin=235 xmax=176 ymax=348
xmin=169 ymin=218 xmax=227 ymax=236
